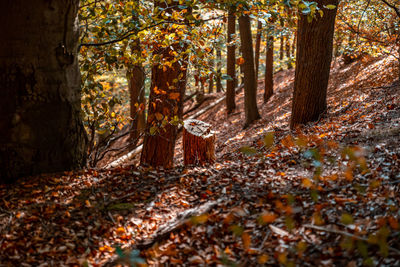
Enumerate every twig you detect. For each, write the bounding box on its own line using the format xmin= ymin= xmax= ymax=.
xmin=304 ymin=224 xmax=400 ymax=255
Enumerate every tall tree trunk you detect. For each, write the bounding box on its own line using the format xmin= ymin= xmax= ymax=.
xmin=226 ymin=7 xmax=236 ymax=114
xmin=208 ymin=51 xmax=214 ymax=93
xmin=264 ymin=35 xmax=274 ymax=103
xmin=128 ymin=2 xmax=146 ymax=145
xmin=0 ymin=0 xmax=86 ymax=182
xmin=280 ymin=18 xmax=285 ymax=61
xmin=127 ymin=56 xmax=145 ymax=144
xmin=216 ymin=47 xmax=223 ymax=92
xmin=254 ymin=20 xmax=263 ymax=83
xmin=140 ymin=0 xmax=188 ymax=168
xmin=290 ymin=0 xmax=338 ymax=129
xmin=286 ymin=36 xmax=293 ymax=69
xmin=239 ymin=14 xmax=261 ymax=128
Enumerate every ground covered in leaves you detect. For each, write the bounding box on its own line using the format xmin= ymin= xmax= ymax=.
xmin=1 ymin=55 xmax=400 ymax=266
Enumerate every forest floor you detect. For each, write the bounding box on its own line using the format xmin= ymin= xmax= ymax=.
xmin=1 ymin=55 xmax=400 ymax=267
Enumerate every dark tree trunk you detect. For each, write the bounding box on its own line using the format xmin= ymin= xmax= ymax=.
xmin=280 ymin=19 xmax=285 ymax=61
xmin=128 ymin=2 xmax=146 ymax=145
xmin=239 ymin=14 xmax=261 ymax=128
xmin=286 ymin=36 xmax=291 ymax=58
xmin=226 ymin=7 xmax=236 ymax=114
xmin=0 ymin=0 xmax=87 ymax=183
xmin=290 ymin=0 xmax=338 ymax=129
xmin=286 ymin=36 xmax=293 ymax=69
xmin=216 ymin=47 xmax=223 ymax=93
xmin=127 ymin=56 xmax=145 ymax=144
xmin=254 ymin=20 xmax=263 ymax=83
xmin=264 ymin=36 xmax=274 ymax=103
xmin=140 ymin=0 xmax=188 ymax=168
xmin=208 ymin=51 xmax=214 ymax=93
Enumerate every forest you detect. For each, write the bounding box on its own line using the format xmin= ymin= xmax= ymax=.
xmin=0 ymin=0 xmax=399 ymax=266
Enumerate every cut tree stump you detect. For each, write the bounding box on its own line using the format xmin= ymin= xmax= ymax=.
xmin=183 ymin=119 xmax=216 ymax=165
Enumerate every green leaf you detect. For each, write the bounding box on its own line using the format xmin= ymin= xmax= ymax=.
xmin=341 ymin=213 xmax=354 ymax=225
xmin=325 ymin=4 xmax=336 ymax=10
xmin=263 ymin=132 xmax=274 ymax=148
xmin=239 ymin=146 xmax=257 ymax=156
xmin=229 ymin=224 xmax=244 ymax=236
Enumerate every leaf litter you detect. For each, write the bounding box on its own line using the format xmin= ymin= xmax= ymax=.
xmin=1 ymin=55 xmax=399 ymax=266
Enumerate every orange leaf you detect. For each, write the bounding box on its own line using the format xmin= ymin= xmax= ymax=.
xmin=116 ymin=227 xmax=125 ymax=235
xmin=236 ymin=57 xmax=245 ymax=65
xmin=388 ymin=217 xmax=399 ymax=230
xmin=242 ymin=232 xmax=251 ymax=250
xmin=260 ymin=212 xmax=277 ymax=223
xmin=155 ymin=112 xmax=164 ymax=121
xmin=169 ymin=92 xmax=180 ymax=100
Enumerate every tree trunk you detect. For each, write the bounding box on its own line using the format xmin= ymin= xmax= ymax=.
xmin=183 ymin=119 xmax=215 ymax=166
xmin=128 ymin=2 xmax=146 ymax=145
xmin=290 ymin=0 xmax=338 ymax=129
xmin=127 ymin=60 xmax=145 ymax=145
xmin=0 ymin=0 xmax=87 ymax=183
xmin=208 ymin=51 xmax=214 ymax=93
xmin=216 ymin=47 xmax=223 ymax=93
xmin=239 ymin=13 xmax=261 ymax=128
xmin=140 ymin=0 xmax=188 ymax=168
xmin=226 ymin=7 xmax=236 ymax=114
xmin=280 ymin=19 xmax=285 ymax=61
xmin=254 ymin=20 xmax=263 ymax=83
xmin=264 ymin=36 xmax=274 ymax=103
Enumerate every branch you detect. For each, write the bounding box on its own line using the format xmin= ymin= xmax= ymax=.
xmin=79 ymin=16 xmax=224 ymax=49
xmin=380 ymin=0 xmax=400 ymax=18
xmin=304 ymin=224 xmax=400 ymax=255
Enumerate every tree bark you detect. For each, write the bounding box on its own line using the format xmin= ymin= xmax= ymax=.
xmin=0 ymin=0 xmax=87 ymax=182
xmin=226 ymin=7 xmax=236 ymax=114
xmin=280 ymin=18 xmax=285 ymax=61
xmin=208 ymin=51 xmax=214 ymax=93
xmin=127 ymin=59 xmax=145 ymax=145
xmin=216 ymin=47 xmax=223 ymax=92
xmin=183 ymin=119 xmax=215 ymax=166
xmin=128 ymin=2 xmax=146 ymax=145
xmin=239 ymin=13 xmax=261 ymax=128
xmin=290 ymin=0 xmax=338 ymax=129
xmin=254 ymin=20 xmax=263 ymax=83
xmin=264 ymin=36 xmax=274 ymax=103
xmin=140 ymin=0 xmax=188 ymax=168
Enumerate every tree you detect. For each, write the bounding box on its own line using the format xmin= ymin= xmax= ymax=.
xmin=254 ymin=20 xmax=263 ymax=82
xmin=290 ymin=1 xmax=339 ymax=129
xmin=238 ymin=12 xmax=261 ymax=128
xmin=216 ymin=46 xmax=223 ymax=92
xmin=127 ymin=41 xmax=146 ymax=145
xmin=264 ymin=35 xmax=274 ymax=102
xmin=140 ymin=0 xmax=189 ymax=168
xmin=0 ymin=0 xmax=87 ymax=183
xmin=226 ymin=6 xmax=237 ymax=114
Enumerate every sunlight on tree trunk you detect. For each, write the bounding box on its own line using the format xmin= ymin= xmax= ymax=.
xmin=140 ymin=0 xmax=188 ymax=168
xmin=239 ymin=13 xmax=261 ymax=128
xmin=290 ymin=0 xmax=339 ymax=129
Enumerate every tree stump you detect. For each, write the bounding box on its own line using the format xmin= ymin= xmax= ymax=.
xmin=183 ymin=119 xmax=216 ymax=166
